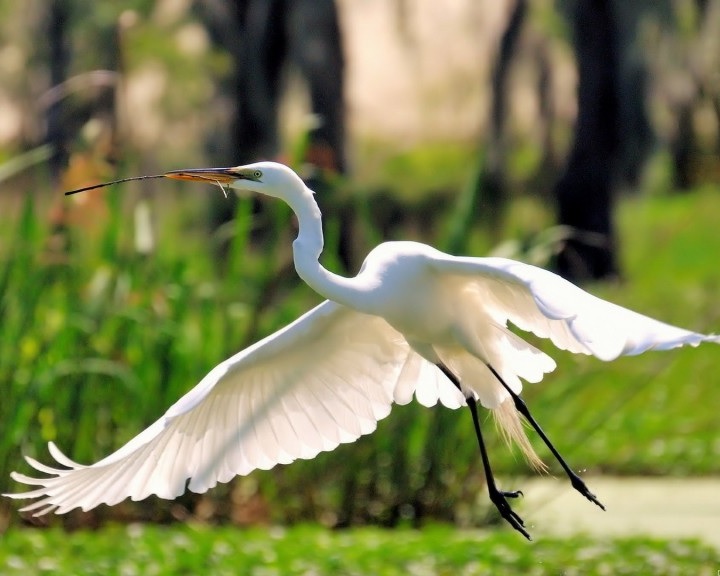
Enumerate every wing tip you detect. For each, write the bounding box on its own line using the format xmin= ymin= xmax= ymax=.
xmin=48 ymin=441 xmax=85 ymax=469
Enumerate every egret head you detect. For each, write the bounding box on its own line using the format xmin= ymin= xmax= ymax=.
xmin=165 ymin=161 xmax=306 ymax=201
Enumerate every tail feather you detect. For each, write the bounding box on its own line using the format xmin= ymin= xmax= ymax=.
xmin=492 ymin=400 xmax=547 ymax=472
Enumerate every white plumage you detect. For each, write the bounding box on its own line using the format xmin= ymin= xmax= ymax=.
xmin=6 ymin=162 xmax=718 ymax=538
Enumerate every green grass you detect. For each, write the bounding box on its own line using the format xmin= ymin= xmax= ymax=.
xmin=1 ymin=524 xmax=718 ymax=575
xmin=1 ymin=175 xmax=719 ymax=527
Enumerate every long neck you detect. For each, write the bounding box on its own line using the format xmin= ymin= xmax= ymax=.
xmin=288 ymin=185 xmax=368 ymax=308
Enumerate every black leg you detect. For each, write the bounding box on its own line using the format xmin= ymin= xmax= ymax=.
xmin=485 ymin=363 xmax=605 ymax=511
xmin=436 ymin=363 xmax=531 ymax=540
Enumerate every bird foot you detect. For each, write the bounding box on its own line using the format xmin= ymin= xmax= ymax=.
xmin=489 ymin=487 xmax=531 ymax=540
xmin=570 ymin=475 xmax=605 ymax=511
xmin=500 ymin=489 xmax=523 ymax=499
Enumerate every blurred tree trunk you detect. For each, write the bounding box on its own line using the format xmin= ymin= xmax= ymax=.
xmin=447 ymin=0 xmax=527 ymax=252
xmin=192 ymin=0 xmax=247 ymax=231
xmin=554 ymin=0 xmax=620 ymax=281
xmin=671 ymin=103 xmax=694 ymax=190
xmin=668 ymin=0 xmax=718 ymax=190
xmin=47 ymin=0 xmax=71 ymax=185
xmin=481 ymin=0 xmax=527 ymax=238
xmin=194 ymin=0 xmax=349 ymax=263
xmin=534 ymin=38 xmax=558 ymax=195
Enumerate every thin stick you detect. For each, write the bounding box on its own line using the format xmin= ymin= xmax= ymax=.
xmin=64 ymin=175 xmax=166 ymax=196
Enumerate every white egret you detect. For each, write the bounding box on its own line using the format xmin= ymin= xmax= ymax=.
xmin=6 ymin=162 xmax=719 ymax=539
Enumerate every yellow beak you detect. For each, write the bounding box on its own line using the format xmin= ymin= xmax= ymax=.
xmin=164 ymin=168 xmax=240 ymax=183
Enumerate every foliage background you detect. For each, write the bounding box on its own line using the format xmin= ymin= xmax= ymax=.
xmin=0 ymin=0 xmax=719 ymax=572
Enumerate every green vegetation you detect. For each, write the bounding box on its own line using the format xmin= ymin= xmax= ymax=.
xmin=2 ymin=1 xmax=719 ymax=570
xmin=1 ymin=176 xmax=719 ymax=529
xmin=0 ymin=182 xmax=720 ymax=524
xmin=1 ymin=523 xmax=718 ymax=575
xmin=1 ymin=168 xmax=719 ymax=573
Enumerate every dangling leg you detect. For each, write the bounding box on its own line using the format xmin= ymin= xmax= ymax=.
xmin=485 ymin=363 xmax=605 ymax=511
xmin=436 ymin=363 xmax=531 ymax=540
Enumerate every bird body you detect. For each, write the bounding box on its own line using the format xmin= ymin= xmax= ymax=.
xmin=351 ymin=241 xmax=471 ymax=343
xmin=6 ymin=162 xmax=718 ymax=538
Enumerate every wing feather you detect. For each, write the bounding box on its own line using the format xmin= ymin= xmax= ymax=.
xmin=6 ymin=301 xmax=420 ymax=515
xmin=436 ymin=255 xmax=719 ymax=361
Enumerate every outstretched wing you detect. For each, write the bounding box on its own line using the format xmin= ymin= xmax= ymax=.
xmin=6 ymin=301 xmax=459 ymax=516
xmin=435 ymin=255 xmax=719 ymax=361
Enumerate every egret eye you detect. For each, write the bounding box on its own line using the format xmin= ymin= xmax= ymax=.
xmin=253 ymin=170 xmax=262 ymax=180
